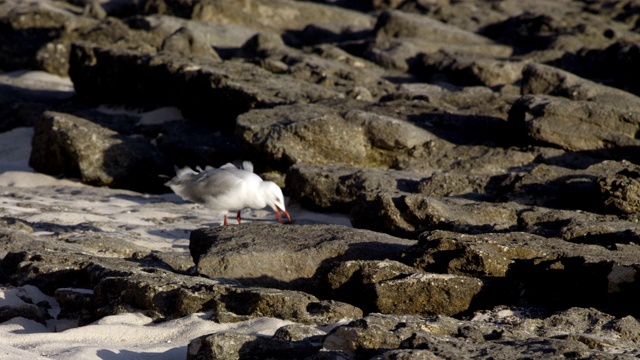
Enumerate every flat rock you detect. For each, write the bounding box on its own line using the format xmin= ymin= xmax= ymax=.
xmin=351 ymin=191 xmax=524 ymax=237
xmin=187 ymin=331 xmax=321 ymax=360
xmin=189 ymin=223 xmax=415 ymax=290
xmin=68 ymin=43 xmax=342 ymax=130
xmin=29 ymin=111 xmax=171 ymax=192
xmin=286 ymin=163 xmax=424 ymax=212
xmin=403 ymin=229 xmax=640 ymax=316
xmin=236 ymin=103 xmax=434 ymax=169
xmin=323 ymin=259 xmax=483 ymax=316
xmin=508 ymin=94 xmax=640 ymax=158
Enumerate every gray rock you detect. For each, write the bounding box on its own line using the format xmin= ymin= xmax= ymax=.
xmin=189 ymin=223 xmax=414 ymax=290
xmin=209 ymin=287 xmax=362 ymax=325
xmin=29 ymin=111 xmax=171 ymax=192
xmin=0 ymin=0 xmax=97 ymax=74
xmin=143 ymin=0 xmax=374 ymax=33
xmin=417 ymin=51 xmax=525 ymax=87
xmin=236 ymin=103 xmax=433 ymax=168
xmin=160 ymin=26 xmax=221 ymax=59
xmin=597 ymin=162 xmax=640 ymax=215
xmin=187 ymin=332 xmax=321 ymax=360
xmin=321 ymin=310 xmax=639 ymax=359
xmin=0 ymin=303 xmax=46 ymax=324
xmin=403 ymin=230 xmax=550 ymax=278
xmin=497 ymin=161 xmax=639 ymax=213
xmin=273 ymin=324 xmax=326 ymax=342
xmin=521 ymin=63 xmax=640 ymax=111
xmin=374 ymin=10 xmax=497 ymax=45
xmin=133 ymin=14 xmax=260 ymax=57
xmin=403 ymin=229 xmax=640 ymax=316
xmin=1 ymin=227 xmax=361 ymax=324
xmin=508 ymin=94 xmax=640 ymax=156
xmin=68 ymin=43 xmax=342 ymax=130
xmin=323 ymin=259 xmax=483 ymax=316
xmin=351 ymin=191 xmax=524 ymax=237
xmin=367 ymin=10 xmax=512 ymax=71
xmin=286 ymin=163 xmax=424 ymax=212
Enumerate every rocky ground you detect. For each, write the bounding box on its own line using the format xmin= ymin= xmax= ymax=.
xmin=2 ymin=0 xmax=640 ymax=358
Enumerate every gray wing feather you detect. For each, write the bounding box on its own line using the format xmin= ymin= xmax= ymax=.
xmin=180 ymin=169 xmax=245 ymax=204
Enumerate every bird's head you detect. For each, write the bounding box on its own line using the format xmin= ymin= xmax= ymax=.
xmin=264 ymin=181 xmax=291 ymax=223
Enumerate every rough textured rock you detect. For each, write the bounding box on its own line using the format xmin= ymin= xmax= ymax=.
xmin=1 ymin=228 xmax=362 ymax=325
xmin=508 ymin=93 xmax=640 ymax=157
xmin=367 ymin=10 xmax=512 ymax=71
xmin=403 ymin=229 xmax=640 ymax=317
xmin=286 ymin=163 xmax=424 ymax=212
xmin=187 ymin=331 xmax=321 ymax=360
xmin=189 ymin=222 xmax=414 ymax=290
xmin=6 ymin=0 xmax=640 ymax=358
xmin=351 ymin=191 xmax=524 ymax=237
xmin=236 ymin=103 xmax=434 ymax=169
xmin=322 ymin=259 xmax=483 ymax=316
xmin=68 ymin=43 xmax=342 ymax=131
xmin=29 ymin=111 xmax=171 ymax=192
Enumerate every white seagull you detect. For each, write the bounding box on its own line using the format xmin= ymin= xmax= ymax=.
xmin=165 ymin=161 xmax=291 ymax=226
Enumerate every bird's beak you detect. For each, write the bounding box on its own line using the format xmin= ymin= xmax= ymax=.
xmin=275 ymin=206 xmax=292 ymax=224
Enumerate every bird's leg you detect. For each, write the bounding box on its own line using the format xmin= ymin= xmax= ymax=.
xmin=223 ymin=214 xmax=229 ymax=226
xmin=275 ymin=206 xmax=292 ymax=223
xmin=236 ymin=210 xmax=242 ymax=224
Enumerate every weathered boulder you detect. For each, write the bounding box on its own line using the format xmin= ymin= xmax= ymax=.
xmin=286 ymin=163 xmax=424 ymax=212
xmin=598 ymin=164 xmax=640 ymax=215
xmin=142 ymin=0 xmax=374 ymax=34
xmin=189 ymin=223 xmax=414 ymax=290
xmin=68 ymin=43 xmax=342 ymax=130
xmin=498 ymin=161 xmax=640 ymax=213
xmin=521 ymin=63 xmax=640 ymax=110
xmin=403 ymin=229 xmax=640 ymax=316
xmin=508 ymin=94 xmax=640 ymax=159
xmin=0 ymin=0 xmax=96 ymax=74
xmin=94 ymin=269 xmax=362 ymax=325
xmin=322 ymin=259 xmax=483 ymax=316
xmin=236 ymin=103 xmax=434 ymax=169
xmin=351 ymin=191 xmax=524 ymax=237
xmin=187 ymin=332 xmax=321 ymax=360
xmin=29 ymin=111 xmax=171 ymax=192
xmin=321 ymin=311 xmax=636 ymax=359
xmin=416 ymin=51 xmax=525 ymax=87
xmin=367 ymin=10 xmax=512 ymax=71
xmin=1 ymin=228 xmax=362 ymax=325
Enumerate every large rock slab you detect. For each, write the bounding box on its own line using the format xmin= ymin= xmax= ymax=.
xmin=68 ymin=43 xmax=342 ymax=131
xmin=367 ymin=10 xmax=512 ymax=71
xmin=286 ymin=163 xmax=424 ymax=212
xmin=29 ymin=111 xmax=171 ymax=192
xmin=351 ymin=191 xmax=524 ymax=237
xmin=142 ymin=0 xmax=374 ymax=34
xmin=1 ymin=229 xmax=362 ymax=325
xmin=508 ymin=94 xmax=640 ymax=158
xmin=187 ymin=332 xmax=321 ymax=360
xmin=236 ymin=103 xmax=434 ymax=168
xmin=189 ymin=223 xmax=414 ymax=290
xmin=190 ymin=307 xmax=640 ymax=359
xmin=323 ymin=259 xmax=483 ymax=316
xmin=521 ymin=63 xmax=640 ymax=110
xmin=403 ymin=229 xmax=640 ymax=317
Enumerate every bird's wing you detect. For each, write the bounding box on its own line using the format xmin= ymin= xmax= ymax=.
xmin=186 ymin=169 xmax=248 ymax=204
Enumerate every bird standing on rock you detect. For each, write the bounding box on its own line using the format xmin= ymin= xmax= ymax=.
xmin=165 ymin=161 xmax=291 ymax=226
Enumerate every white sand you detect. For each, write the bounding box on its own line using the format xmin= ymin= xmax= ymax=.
xmin=0 ymin=85 xmax=350 ymax=359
